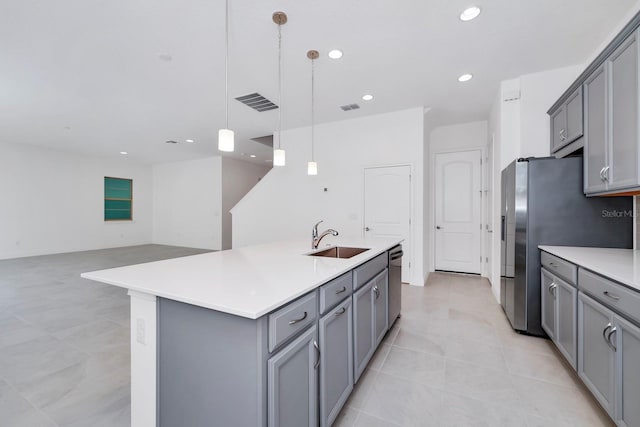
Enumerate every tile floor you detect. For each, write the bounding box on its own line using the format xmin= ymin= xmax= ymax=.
xmin=0 ymin=245 xmax=210 ymax=427
xmin=0 ymin=247 xmax=613 ymax=427
xmin=334 ymin=272 xmax=614 ymax=427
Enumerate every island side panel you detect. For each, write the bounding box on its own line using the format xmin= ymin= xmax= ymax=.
xmin=158 ymin=298 xmax=268 ymax=427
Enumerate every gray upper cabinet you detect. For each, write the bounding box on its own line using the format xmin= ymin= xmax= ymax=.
xmin=578 ymin=292 xmax=616 ymax=417
xmin=551 ymin=87 xmax=584 ymax=153
xmin=615 ymin=315 xmax=640 ymax=427
xmin=583 ymin=30 xmax=640 ymax=195
xmin=268 ymin=325 xmax=318 ymax=427
xmin=584 ymin=65 xmax=609 ymax=194
xmin=608 ymin=31 xmax=640 ymax=191
xmin=319 ymin=298 xmax=353 ymax=427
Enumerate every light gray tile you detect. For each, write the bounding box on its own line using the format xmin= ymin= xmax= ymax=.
xmin=334 ymin=405 xmax=360 ymax=427
xmin=392 ymin=329 xmax=447 ymax=356
xmin=354 ymin=412 xmax=401 ymax=427
xmin=0 ymin=316 xmax=49 ymax=349
xmin=444 ymin=359 xmax=521 ymax=405
xmin=379 ymin=346 xmax=446 ymax=388
xmin=0 ymin=380 xmax=56 ymax=427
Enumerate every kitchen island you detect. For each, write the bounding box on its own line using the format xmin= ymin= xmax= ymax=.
xmin=82 ymin=238 xmax=402 ymax=427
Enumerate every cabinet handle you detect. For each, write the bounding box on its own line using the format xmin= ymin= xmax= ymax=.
xmin=548 ymin=283 xmax=557 ymax=296
xmin=334 ymin=307 xmax=346 ymax=316
xmin=606 ymin=327 xmax=618 ymax=352
xmin=313 ymin=340 xmax=321 ymax=370
xmin=373 ymin=286 xmax=380 ymax=300
xmin=288 ymin=311 xmax=308 ymax=325
xmin=559 ymin=129 xmax=567 ymax=141
xmin=603 ymin=323 xmax=613 ymax=349
xmin=603 ymin=291 xmax=620 ymax=301
xmin=335 ymin=286 xmax=347 ymax=295
xmin=603 ymin=166 xmax=610 ymax=181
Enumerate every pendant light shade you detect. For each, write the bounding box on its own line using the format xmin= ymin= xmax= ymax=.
xmin=307 ymin=161 xmax=318 ymax=175
xmin=274 ymin=148 xmax=286 ymax=166
xmin=218 ymin=128 xmax=234 ymax=152
xmin=273 ymin=11 xmax=287 ymax=166
xmin=218 ymin=0 xmax=234 ymax=152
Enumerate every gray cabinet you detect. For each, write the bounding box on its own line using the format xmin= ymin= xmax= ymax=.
xmin=353 ymin=278 xmax=375 ymax=382
xmin=541 ymin=268 xmax=556 ymax=341
xmin=551 ymin=87 xmax=584 ymax=153
xmin=319 ymin=299 xmax=353 ymax=427
xmin=584 ymin=65 xmax=609 ymax=194
xmin=584 ymin=30 xmax=640 ymax=195
xmin=353 ymin=268 xmax=388 ymax=382
xmin=578 ymin=292 xmax=616 ymax=417
xmin=268 ymin=325 xmax=318 ymax=427
xmin=615 ymin=315 xmax=640 ymax=427
xmin=541 ymin=266 xmax=577 ymax=369
xmin=609 ymin=31 xmax=640 ymax=191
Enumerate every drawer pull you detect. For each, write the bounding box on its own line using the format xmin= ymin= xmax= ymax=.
xmin=288 ymin=311 xmax=308 ymax=325
xmin=603 ymin=291 xmax=620 ymax=301
xmin=335 ymin=286 xmax=347 ymax=295
xmin=334 ymin=307 xmax=346 ymax=316
xmin=373 ymin=286 xmax=380 ymax=300
xmin=313 ymin=340 xmax=321 ymax=370
xmin=607 ymin=327 xmax=618 ymax=352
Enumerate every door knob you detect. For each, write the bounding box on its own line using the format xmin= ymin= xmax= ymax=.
xmin=436 ymin=226 xmax=441 ymax=230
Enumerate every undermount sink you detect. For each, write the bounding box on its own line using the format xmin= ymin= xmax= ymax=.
xmin=308 ymin=246 xmax=369 ymax=259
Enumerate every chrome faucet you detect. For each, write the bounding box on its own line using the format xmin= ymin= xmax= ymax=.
xmin=312 ymin=220 xmax=339 ymax=249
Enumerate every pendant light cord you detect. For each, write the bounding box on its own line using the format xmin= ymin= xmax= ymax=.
xmin=225 ymin=0 xmax=229 ymax=129
xmin=277 ymin=23 xmax=282 ymax=150
xmin=311 ymin=57 xmax=315 ymax=162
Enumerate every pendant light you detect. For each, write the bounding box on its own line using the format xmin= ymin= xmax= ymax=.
xmin=218 ymin=0 xmax=234 ymax=152
xmin=273 ymin=12 xmax=287 ymax=166
xmin=307 ymin=50 xmax=319 ymax=175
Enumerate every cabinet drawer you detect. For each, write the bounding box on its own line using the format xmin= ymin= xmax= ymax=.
xmin=541 ymin=252 xmax=577 ymax=284
xmin=353 ymin=253 xmax=388 ymax=291
xmin=269 ymin=291 xmax=318 ymax=352
xmin=579 ymin=268 xmax=640 ymax=324
xmin=319 ymin=271 xmax=352 ymax=315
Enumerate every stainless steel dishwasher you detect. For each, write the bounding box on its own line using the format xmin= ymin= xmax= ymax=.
xmin=388 ymin=245 xmax=402 ymax=328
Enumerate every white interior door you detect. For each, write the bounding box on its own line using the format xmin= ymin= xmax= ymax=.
xmin=364 ymin=165 xmax=411 ymax=282
xmin=435 ymin=150 xmax=482 ymax=274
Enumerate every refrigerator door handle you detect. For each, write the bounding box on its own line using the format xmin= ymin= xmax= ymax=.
xmin=501 ymin=215 xmax=506 ymax=241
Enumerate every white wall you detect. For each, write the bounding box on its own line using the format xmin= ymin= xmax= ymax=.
xmin=426 ymin=121 xmax=489 ymax=276
xmin=152 ymin=157 xmax=222 ymax=250
xmin=422 ymin=110 xmax=434 ymax=283
xmin=221 ymin=158 xmax=271 ymax=250
xmin=0 ymin=142 xmax=153 ymax=259
xmin=232 ymin=108 xmax=425 ymax=286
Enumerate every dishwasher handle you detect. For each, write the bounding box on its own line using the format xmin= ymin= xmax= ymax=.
xmin=390 ymin=250 xmax=403 ymax=260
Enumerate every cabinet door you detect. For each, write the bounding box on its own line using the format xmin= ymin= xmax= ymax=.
xmin=608 ymin=31 xmax=640 ymax=191
xmin=319 ymin=299 xmax=353 ymax=427
xmin=584 ymin=65 xmax=609 ymax=194
xmin=551 ymin=106 xmax=568 ymax=153
xmin=541 ymin=268 xmax=556 ymax=340
xmin=353 ymin=279 xmax=375 ymax=382
xmin=615 ymin=315 xmax=640 ymax=427
xmin=566 ymin=87 xmax=584 ymax=143
xmin=578 ymin=292 xmax=615 ymax=417
xmin=268 ymin=325 xmax=318 ymax=427
xmin=555 ymin=278 xmax=577 ymax=369
xmin=373 ymin=269 xmax=389 ymax=347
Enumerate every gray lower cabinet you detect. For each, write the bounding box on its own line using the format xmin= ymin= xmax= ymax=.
xmin=353 ymin=268 xmax=388 ymax=383
xmin=268 ymin=325 xmax=318 ymax=427
xmin=541 ymin=268 xmax=557 ymax=341
xmin=578 ymin=292 xmax=616 ymax=417
xmin=614 ymin=315 xmax=640 ymax=427
xmin=584 ymin=64 xmax=609 ymax=194
xmin=319 ymin=298 xmax=353 ymax=427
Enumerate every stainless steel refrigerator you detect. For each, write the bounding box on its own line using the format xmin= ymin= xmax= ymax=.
xmin=500 ymin=157 xmax=632 ymax=336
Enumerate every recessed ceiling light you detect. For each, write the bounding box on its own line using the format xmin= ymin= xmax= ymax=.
xmin=362 ymin=94 xmax=374 ymax=101
xmin=328 ymin=49 xmax=343 ymax=59
xmin=120 ymin=151 xmax=128 ymax=155
xmin=460 ymin=6 xmax=481 ymax=21
xmin=250 ymin=154 xmax=257 ymax=158
xmin=185 ymin=139 xmax=194 ymax=143
xmin=458 ymin=73 xmax=473 ymax=82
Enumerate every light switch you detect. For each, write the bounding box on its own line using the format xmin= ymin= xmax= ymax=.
xmin=136 ymin=318 xmax=146 ymax=345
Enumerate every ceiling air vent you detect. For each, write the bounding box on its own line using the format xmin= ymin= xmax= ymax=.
xmin=235 ymin=93 xmax=278 ymax=112
xmin=340 ymin=103 xmax=360 ymax=111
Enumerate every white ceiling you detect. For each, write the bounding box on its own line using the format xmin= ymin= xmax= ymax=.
xmin=1 ymin=0 xmax=637 ymax=165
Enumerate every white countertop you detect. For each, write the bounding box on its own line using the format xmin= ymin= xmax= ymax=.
xmin=539 ymin=246 xmax=640 ymax=293
xmin=81 ymin=238 xmax=402 ymax=319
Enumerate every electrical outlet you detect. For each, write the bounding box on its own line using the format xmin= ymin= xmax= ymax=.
xmin=136 ymin=318 xmax=146 ymax=345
